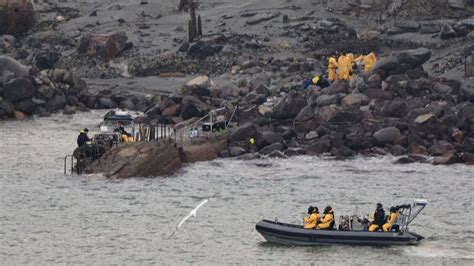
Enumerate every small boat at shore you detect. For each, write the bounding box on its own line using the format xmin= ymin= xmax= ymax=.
xmin=256 ymin=199 xmax=427 ymax=246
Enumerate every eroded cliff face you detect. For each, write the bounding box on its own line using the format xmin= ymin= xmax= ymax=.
xmin=0 ymin=0 xmax=36 ymax=35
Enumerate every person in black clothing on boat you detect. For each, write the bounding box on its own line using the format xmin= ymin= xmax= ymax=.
xmin=369 ymin=203 xmax=386 ymax=232
xmin=77 ymin=128 xmax=91 ymax=147
xmin=115 ymin=122 xmax=132 ymax=142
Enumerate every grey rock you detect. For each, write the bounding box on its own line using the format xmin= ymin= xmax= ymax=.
xmin=391 ymin=48 xmax=431 ymax=68
xmin=229 ymin=122 xmax=257 ymax=143
xmin=373 ymin=127 xmax=401 ymax=145
xmin=3 ymin=78 xmax=36 ymax=102
xmin=0 ymin=56 xmax=31 ymax=78
xmin=439 ymin=24 xmax=457 ymax=39
xmin=259 ymin=142 xmax=284 ymax=155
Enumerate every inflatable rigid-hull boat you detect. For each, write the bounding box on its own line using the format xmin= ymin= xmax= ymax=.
xmin=256 ymin=199 xmax=428 ymax=246
xmin=255 ymin=220 xmax=424 ymax=246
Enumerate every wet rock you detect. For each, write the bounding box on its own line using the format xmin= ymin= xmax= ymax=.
xmin=391 ymin=145 xmax=407 ymax=156
xmin=373 ymin=127 xmax=401 ymax=145
xmin=63 ymin=105 xmax=76 ymax=115
xmin=14 ymin=99 xmax=35 ymax=114
xmin=256 ymin=129 xmax=283 ymax=149
xmin=439 ymin=24 xmax=457 ymax=39
xmin=0 ymin=100 xmax=14 ymax=116
xmin=78 ymin=32 xmax=129 ymax=60
xmin=271 ymin=93 xmax=306 ymax=120
xmin=255 ymin=83 xmax=271 ymax=97
xmin=306 ymin=137 xmax=331 ymax=155
xmin=345 ymin=133 xmax=373 ymax=151
xmin=461 ymin=152 xmax=474 ymax=165
xmin=433 ymin=150 xmax=460 ymax=165
xmin=433 ymin=82 xmax=453 ymax=94
xmin=3 ymin=78 xmax=35 ymax=102
xmin=408 ymin=142 xmax=428 ymax=155
xmin=461 ymin=137 xmax=474 ymax=152
xmin=391 ymin=48 xmax=431 ymax=69
xmin=259 ymin=142 xmax=284 ymax=155
xmin=229 ymin=122 xmax=257 ymax=143
xmin=46 ymin=94 xmax=67 ymax=112
xmin=0 ymin=56 xmax=31 ymax=78
xmin=98 ymin=97 xmax=118 ymax=109
xmin=285 ymin=147 xmax=306 ymax=156
xmin=341 ymin=93 xmax=369 ymax=109
xmin=461 ymin=17 xmax=474 ymax=30
xmin=268 ymin=150 xmax=288 ymax=159
xmin=366 ymin=74 xmax=382 ymax=89
xmin=184 ymin=76 xmax=212 ymax=96
xmin=429 ymin=141 xmax=454 ymax=156
xmin=0 ymin=0 xmax=36 ymax=35
xmin=393 ymin=156 xmax=415 ymax=164
xmin=180 ymin=96 xmax=209 ymax=120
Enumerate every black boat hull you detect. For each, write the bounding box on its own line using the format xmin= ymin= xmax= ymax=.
xmin=256 ymin=220 xmax=424 ymax=246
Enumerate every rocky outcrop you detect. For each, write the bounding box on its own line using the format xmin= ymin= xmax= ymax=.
xmin=0 ymin=0 xmax=36 ymax=35
xmin=85 ymin=141 xmax=182 ymax=178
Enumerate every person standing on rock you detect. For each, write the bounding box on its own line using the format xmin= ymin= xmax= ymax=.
xmin=327 ymin=55 xmax=339 ymax=81
xmin=77 ymin=128 xmax=91 ymax=147
xmin=355 ymin=52 xmax=377 ymax=73
xmin=337 ymin=54 xmax=352 ymax=80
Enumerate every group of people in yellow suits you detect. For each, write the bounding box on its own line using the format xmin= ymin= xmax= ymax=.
xmin=303 ymin=203 xmax=399 ymax=232
xmin=327 ymin=52 xmax=377 ymax=81
xmin=303 ymin=206 xmax=335 ymax=230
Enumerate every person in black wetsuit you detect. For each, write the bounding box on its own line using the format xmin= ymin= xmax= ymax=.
xmin=77 ymin=128 xmax=91 ymax=147
xmin=369 ymin=202 xmax=386 ymax=232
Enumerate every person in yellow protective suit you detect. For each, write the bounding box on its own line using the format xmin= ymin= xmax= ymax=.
xmin=337 ymin=55 xmax=352 ymax=80
xmin=317 ymin=206 xmax=335 ymax=230
xmin=327 ymin=56 xmax=339 ymax=81
xmin=355 ymin=52 xmax=377 ymax=72
xmin=115 ymin=122 xmax=133 ymax=142
xmin=383 ymin=207 xmax=398 ymax=232
xmin=304 ymin=206 xmax=320 ymax=229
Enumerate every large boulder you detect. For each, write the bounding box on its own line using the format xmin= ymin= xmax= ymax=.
xmin=78 ymin=32 xmax=129 ymax=60
xmin=259 ymin=142 xmax=284 ymax=155
xmin=255 ymin=129 xmax=284 ymax=149
xmin=180 ymin=96 xmax=210 ymax=120
xmin=306 ymin=137 xmax=331 ymax=155
xmin=322 ymin=80 xmax=348 ymax=95
xmin=0 ymin=56 xmax=31 ymax=79
xmin=373 ymin=127 xmax=401 ymax=145
xmin=183 ymin=76 xmax=212 ymax=96
xmin=46 ymin=94 xmax=67 ymax=112
xmin=341 ymin=93 xmax=369 ymax=109
xmin=391 ymin=48 xmax=431 ymax=69
xmin=429 ymin=141 xmax=454 ymax=156
xmin=316 ymin=94 xmax=340 ymax=107
xmin=372 ymin=56 xmax=400 ymax=74
xmin=229 ymin=122 xmax=257 ymax=143
xmin=317 ymin=105 xmax=340 ymax=122
xmin=270 ymin=92 xmax=307 ymax=119
xmin=3 ymin=77 xmax=36 ymax=102
xmin=0 ymin=0 xmax=36 ymax=35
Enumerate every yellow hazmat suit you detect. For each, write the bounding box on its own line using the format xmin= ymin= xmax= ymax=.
xmin=355 ymin=52 xmax=377 ymax=72
xmin=327 ymin=56 xmax=339 ymax=81
xmin=383 ymin=212 xmax=398 ymax=232
xmin=337 ymin=55 xmax=352 ymax=80
xmin=304 ymin=212 xmax=321 ymax=229
xmin=317 ymin=210 xmax=334 ymax=229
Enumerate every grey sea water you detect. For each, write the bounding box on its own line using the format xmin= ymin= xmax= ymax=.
xmin=0 ymin=111 xmax=473 ymax=264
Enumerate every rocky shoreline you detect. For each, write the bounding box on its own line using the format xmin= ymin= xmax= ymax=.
xmin=1 ymin=0 xmax=474 ymax=167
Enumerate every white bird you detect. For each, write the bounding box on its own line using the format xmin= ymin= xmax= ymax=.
xmin=177 ymin=199 xmax=209 ymax=229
